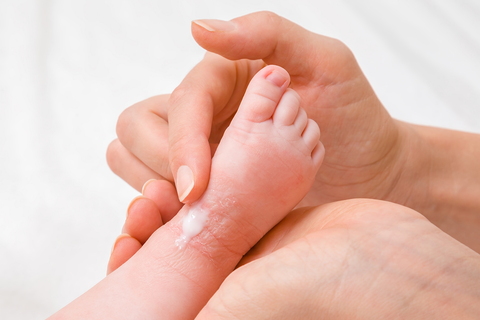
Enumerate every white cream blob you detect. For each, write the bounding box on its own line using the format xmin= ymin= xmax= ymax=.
xmin=175 ymin=206 xmax=209 ymax=249
xmin=175 ymin=196 xmax=236 ymax=249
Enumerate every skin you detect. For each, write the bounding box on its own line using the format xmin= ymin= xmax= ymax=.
xmin=111 ymin=195 xmax=480 ymax=319
xmin=105 ymin=11 xmax=480 ymax=318
xmin=50 ymin=66 xmax=323 ymax=319
xmin=198 ymin=199 xmax=480 ymax=319
xmin=107 ymin=12 xmax=480 ymax=251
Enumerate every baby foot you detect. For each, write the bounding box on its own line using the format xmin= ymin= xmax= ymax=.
xmin=174 ymin=65 xmax=324 ymax=253
xmin=51 ymin=66 xmax=324 ymax=319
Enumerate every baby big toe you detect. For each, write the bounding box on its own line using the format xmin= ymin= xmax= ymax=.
xmin=236 ymin=65 xmax=290 ymax=123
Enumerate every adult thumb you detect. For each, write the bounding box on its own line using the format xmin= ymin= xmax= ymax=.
xmin=191 ymin=11 xmax=361 ymax=82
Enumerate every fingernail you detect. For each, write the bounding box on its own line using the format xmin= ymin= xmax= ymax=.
xmin=142 ymin=179 xmax=156 ymax=195
xmin=127 ymin=196 xmax=146 ymax=218
xmin=110 ymin=234 xmax=130 ymax=255
xmin=176 ymin=165 xmax=195 ymax=202
xmin=266 ymin=70 xmax=288 ymax=87
xmin=193 ymin=19 xmax=236 ymax=32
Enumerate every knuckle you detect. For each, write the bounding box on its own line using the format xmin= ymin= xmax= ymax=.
xmin=168 ymin=133 xmax=209 ymax=172
xmin=258 ymin=10 xmax=281 ymax=25
xmin=116 ymin=106 xmax=136 ymax=146
xmin=168 ymin=85 xmax=195 ymax=114
xmin=156 ymin=153 xmax=174 ymax=181
xmin=106 ymin=139 xmax=122 ymax=174
xmin=329 ymin=38 xmax=356 ymax=64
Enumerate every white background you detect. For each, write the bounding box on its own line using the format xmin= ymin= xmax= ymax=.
xmin=1 ymin=0 xmax=479 ymax=318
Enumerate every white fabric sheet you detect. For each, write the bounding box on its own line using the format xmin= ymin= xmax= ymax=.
xmin=1 ymin=0 xmax=479 ymax=318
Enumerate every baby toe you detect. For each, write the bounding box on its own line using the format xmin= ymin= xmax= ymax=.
xmin=302 ymin=119 xmax=321 ymax=152
xmin=311 ymin=141 xmax=325 ymax=169
xmin=294 ymin=107 xmax=308 ymax=134
xmin=235 ymin=65 xmax=290 ymax=123
xmin=273 ymin=88 xmax=301 ymax=128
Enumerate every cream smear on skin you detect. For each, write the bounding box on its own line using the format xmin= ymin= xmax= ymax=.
xmin=175 ymin=196 xmax=236 ymax=249
xmin=175 ymin=205 xmax=209 ymax=249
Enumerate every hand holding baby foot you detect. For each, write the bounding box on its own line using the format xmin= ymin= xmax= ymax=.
xmin=52 ymin=66 xmax=323 ymax=319
xmin=100 ymin=11 xmax=480 ymax=319
xmin=108 ymin=11 xmax=480 ymax=251
xmin=110 ymin=197 xmax=480 ymax=319
xmin=198 ymin=200 xmax=480 ymax=319
xmin=108 ymin=11 xmax=400 ymax=207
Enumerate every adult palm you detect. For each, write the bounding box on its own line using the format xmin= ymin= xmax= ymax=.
xmin=197 ymin=200 xmax=480 ymax=319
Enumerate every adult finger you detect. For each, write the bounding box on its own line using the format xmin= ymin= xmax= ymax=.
xmin=167 ymin=53 xmax=264 ymax=203
xmin=106 ymin=139 xmax=165 ymax=192
xmin=106 ymin=180 xmax=182 ymax=275
xmin=123 ymin=196 xmax=164 ymax=244
xmin=192 ymin=11 xmax=361 ymax=84
xmin=107 ymin=234 xmax=141 ymax=275
xmin=115 ymin=95 xmax=173 ymax=182
xmin=141 ymin=179 xmax=183 ymax=223
xmin=107 ymin=196 xmax=162 ymax=275
xmin=109 ymin=94 xmax=224 ymax=192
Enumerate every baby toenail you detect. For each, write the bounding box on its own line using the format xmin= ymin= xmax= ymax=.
xmin=266 ymin=70 xmax=287 ymax=87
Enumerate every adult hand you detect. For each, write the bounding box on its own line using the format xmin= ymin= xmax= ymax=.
xmin=107 ymin=11 xmax=480 ymax=250
xmin=197 ymin=199 xmax=480 ymax=319
xmin=107 ymin=11 xmax=402 ymax=207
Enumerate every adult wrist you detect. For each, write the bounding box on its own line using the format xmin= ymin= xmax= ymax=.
xmin=391 ymin=121 xmax=480 ymax=251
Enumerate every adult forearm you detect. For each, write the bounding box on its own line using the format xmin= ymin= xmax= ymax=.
xmin=396 ymin=121 xmax=480 ymax=251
